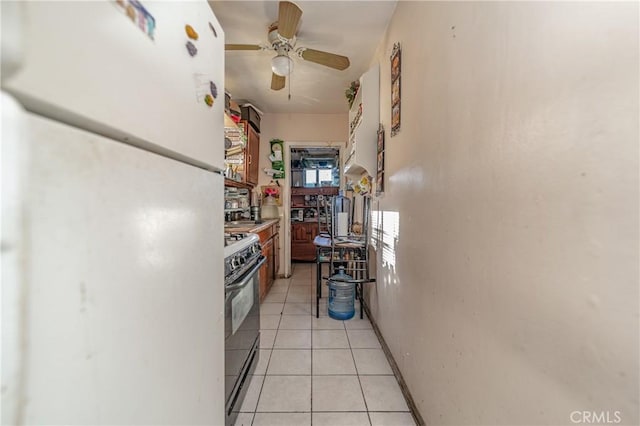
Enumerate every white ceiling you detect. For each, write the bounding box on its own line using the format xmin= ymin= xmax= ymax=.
xmin=209 ymin=1 xmax=397 ymax=114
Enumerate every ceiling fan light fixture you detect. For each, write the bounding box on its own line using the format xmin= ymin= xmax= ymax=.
xmin=271 ymin=54 xmax=293 ymax=76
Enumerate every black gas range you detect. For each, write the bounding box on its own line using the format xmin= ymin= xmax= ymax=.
xmin=223 ymin=232 xmax=264 ymax=426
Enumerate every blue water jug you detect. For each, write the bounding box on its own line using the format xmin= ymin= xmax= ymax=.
xmin=327 ymin=267 xmax=355 ymax=320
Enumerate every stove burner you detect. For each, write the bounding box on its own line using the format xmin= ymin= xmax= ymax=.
xmin=224 ymin=232 xmax=249 ymax=246
xmin=224 ymin=233 xmax=262 ymax=284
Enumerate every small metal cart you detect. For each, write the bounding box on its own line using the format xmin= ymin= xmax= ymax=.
xmin=313 ymin=195 xmax=375 ymax=319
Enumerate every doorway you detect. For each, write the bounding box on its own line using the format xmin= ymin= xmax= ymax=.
xmin=282 ymin=145 xmax=342 ymax=274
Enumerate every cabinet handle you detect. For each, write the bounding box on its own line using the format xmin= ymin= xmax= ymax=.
xmin=247 ymin=154 xmax=252 ymax=165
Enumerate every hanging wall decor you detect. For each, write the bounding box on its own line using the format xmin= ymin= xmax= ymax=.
xmin=390 ymin=42 xmax=401 ymax=137
xmin=376 ymin=124 xmax=385 ymax=196
xmin=268 ymin=139 xmax=285 ymax=179
xmin=261 ymin=182 xmax=282 ymax=206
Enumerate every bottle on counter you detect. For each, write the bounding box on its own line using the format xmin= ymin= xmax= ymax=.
xmin=251 ymin=206 xmax=261 ymax=222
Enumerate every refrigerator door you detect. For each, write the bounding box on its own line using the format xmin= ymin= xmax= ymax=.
xmin=2 ymin=1 xmax=225 ymax=171
xmin=1 ymin=97 xmax=224 ymax=425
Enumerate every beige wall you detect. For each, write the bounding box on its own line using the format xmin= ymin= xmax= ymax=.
xmin=258 ymin=113 xmax=347 ymax=276
xmin=367 ymin=2 xmax=639 ymax=425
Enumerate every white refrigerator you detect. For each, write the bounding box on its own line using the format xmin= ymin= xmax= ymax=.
xmin=1 ymin=2 xmax=226 ymax=424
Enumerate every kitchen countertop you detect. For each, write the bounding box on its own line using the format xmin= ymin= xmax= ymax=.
xmin=224 ymin=218 xmax=280 ymax=234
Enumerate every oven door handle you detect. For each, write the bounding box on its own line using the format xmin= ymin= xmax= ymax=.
xmin=225 ymin=256 xmax=266 ymax=293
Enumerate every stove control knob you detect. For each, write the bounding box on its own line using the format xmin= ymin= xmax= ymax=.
xmin=230 ymin=258 xmax=239 ymax=269
xmin=251 ymin=245 xmax=259 ymax=255
xmin=238 ymin=255 xmax=246 ymax=265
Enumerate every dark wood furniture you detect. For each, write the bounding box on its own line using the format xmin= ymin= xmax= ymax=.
xmin=224 ymin=178 xmax=253 ymax=190
xmin=290 ymin=187 xmax=339 ymax=261
xmin=256 ymin=220 xmax=280 ymax=301
xmin=291 ymin=187 xmax=341 ymax=196
xmin=312 ymin=196 xmax=374 ymax=319
xmin=240 ymin=120 xmax=260 ymax=186
xmin=291 ymin=221 xmax=318 ymax=261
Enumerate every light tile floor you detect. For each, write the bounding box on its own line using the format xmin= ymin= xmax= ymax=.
xmin=234 ymin=263 xmax=416 ymax=426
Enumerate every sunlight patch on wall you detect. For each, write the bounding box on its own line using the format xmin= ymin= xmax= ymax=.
xmin=388 ymin=166 xmax=426 ymax=190
xmin=371 ymin=209 xmax=400 ymax=269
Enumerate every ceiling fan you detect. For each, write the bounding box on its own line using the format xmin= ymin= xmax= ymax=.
xmin=225 ymin=1 xmax=350 ymax=91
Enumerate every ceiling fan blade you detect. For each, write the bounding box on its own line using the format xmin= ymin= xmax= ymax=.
xmin=278 ymin=1 xmax=302 ymax=39
xmin=299 ymin=48 xmax=350 ymax=70
xmin=226 ymin=44 xmax=262 ymax=51
xmin=271 ymin=73 xmax=286 ymax=91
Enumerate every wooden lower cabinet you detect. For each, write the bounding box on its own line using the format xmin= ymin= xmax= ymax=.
xmin=259 ymin=238 xmax=273 ymax=300
xmin=290 ymin=187 xmax=337 ymax=262
xmin=291 ymin=222 xmax=310 ymax=243
xmin=257 ymin=221 xmax=280 ymax=301
xmin=274 ymin=225 xmax=280 ymax=277
xmin=291 ymin=222 xmax=318 ymax=261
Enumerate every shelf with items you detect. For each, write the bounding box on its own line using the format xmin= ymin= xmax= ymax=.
xmin=349 ymin=100 xmax=363 ymax=135
xmin=224 ymin=120 xmax=247 ymax=183
xmin=291 ymin=187 xmax=340 ymax=196
xmin=224 ymin=112 xmax=240 ymax=130
xmin=345 ymin=64 xmax=379 ymax=180
xmin=224 ymin=111 xmax=261 ymax=187
xmin=290 ymin=187 xmax=338 ymax=260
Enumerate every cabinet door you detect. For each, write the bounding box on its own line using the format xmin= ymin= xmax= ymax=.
xmin=291 ymin=243 xmax=316 ymax=261
xmin=273 ymin=231 xmax=280 ymax=277
xmin=292 ymin=223 xmax=308 ymax=243
xmin=246 ymin=126 xmax=260 ymax=185
xmin=304 ymin=222 xmax=318 ymax=243
xmin=307 ymin=222 xmax=317 ymax=243
xmin=260 ymin=238 xmax=273 ymax=301
xmin=266 ymin=240 xmax=274 ymax=289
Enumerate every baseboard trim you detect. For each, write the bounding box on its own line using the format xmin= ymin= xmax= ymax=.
xmin=363 ymin=302 xmax=426 ymax=426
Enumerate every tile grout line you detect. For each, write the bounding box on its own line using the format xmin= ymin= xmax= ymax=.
xmin=251 ymin=343 xmax=271 ymax=419
xmin=309 ymin=271 xmax=314 ymax=426
xmin=345 ymin=318 xmax=373 ymax=426
xmin=252 ymin=278 xmax=289 ymax=421
xmin=260 ymin=264 xmax=358 ymax=424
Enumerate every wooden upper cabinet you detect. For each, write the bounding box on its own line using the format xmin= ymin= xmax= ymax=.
xmin=246 ymin=125 xmax=260 ymax=186
xmin=237 ymin=120 xmax=260 ymax=186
